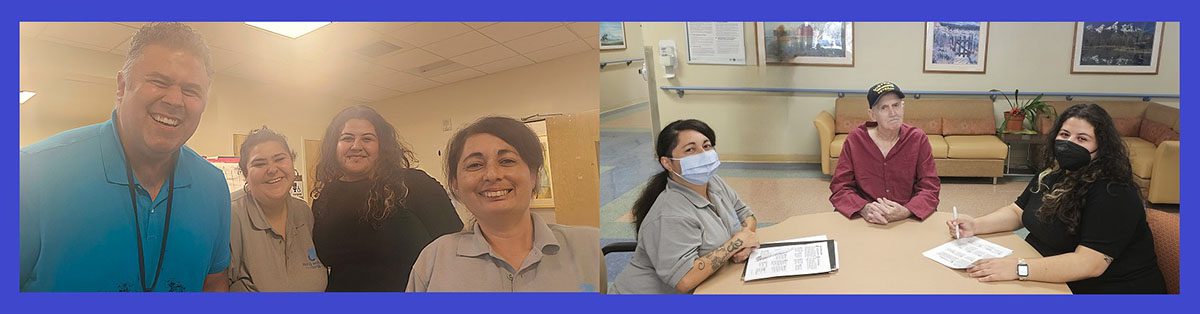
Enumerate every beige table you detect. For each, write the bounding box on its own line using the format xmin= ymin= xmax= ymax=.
xmin=695 ymin=212 xmax=1071 ymax=294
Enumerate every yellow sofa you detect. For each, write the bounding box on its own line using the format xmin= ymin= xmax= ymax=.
xmin=813 ymin=97 xmax=1008 ymax=183
xmin=1041 ymin=101 xmax=1179 ymax=204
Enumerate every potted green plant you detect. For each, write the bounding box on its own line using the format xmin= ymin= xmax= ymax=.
xmin=991 ymin=89 xmax=1053 ymax=133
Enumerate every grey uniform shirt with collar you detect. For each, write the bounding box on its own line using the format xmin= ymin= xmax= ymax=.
xmin=406 ymin=213 xmax=600 ymax=292
xmin=226 ymin=189 xmax=327 ymax=292
xmin=611 ymin=175 xmax=755 ymax=294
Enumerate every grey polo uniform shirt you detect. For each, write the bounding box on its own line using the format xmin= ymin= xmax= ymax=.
xmin=611 ymin=175 xmax=754 ymax=294
xmin=227 ymin=189 xmax=327 ymax=292
xmin=406 ymin=213 xmax=600 ymax=292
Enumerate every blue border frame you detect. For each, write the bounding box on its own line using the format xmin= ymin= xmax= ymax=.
xmin=7 ymin=0 xmax=1193 ymax=312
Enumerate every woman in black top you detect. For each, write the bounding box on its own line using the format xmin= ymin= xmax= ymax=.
xmin=311 ymin=105 xmax=464 ymax=291
xmin=948 ymin=104 xmax=1165 ymax=294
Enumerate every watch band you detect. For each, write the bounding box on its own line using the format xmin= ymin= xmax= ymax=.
xmin=1017 ymin=258 xmax=1029 ymax=281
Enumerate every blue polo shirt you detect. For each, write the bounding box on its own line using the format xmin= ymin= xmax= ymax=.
xmin=20 ymin=114 xmax=231 ymax=292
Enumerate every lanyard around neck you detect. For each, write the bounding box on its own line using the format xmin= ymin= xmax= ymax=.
xmin=114 ymin=119 xmax=177 ymax=292
xmin=124 ymin=159 xmax=175 ymax=292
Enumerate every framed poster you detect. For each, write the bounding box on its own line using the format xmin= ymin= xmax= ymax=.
xmin=1071 ymin=22 xmax=1165 ymax=74
xmin=599 ymin=22 xmax=626 ymax=50
xmin=685 ymin=22 xmax=747 ymax=65
xmin=757 ymin=22 xmax=854 ymax=66
xmin=924 ymin=22 xmax=989 ymax=73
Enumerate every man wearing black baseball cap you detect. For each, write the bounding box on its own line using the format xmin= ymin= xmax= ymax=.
xmin=829 ymin=82 xmax=941 ymax=225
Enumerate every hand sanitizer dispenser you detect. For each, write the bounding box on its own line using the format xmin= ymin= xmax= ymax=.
xmin=658 ymin=40 xmax=677 ymax=79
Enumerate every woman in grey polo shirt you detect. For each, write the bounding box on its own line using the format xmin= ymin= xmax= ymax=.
xmin=406 ymin=116 xmax=600 ymax=292
xmin=611 ymin=119 xmax=761 ymax=294
xmin=226 ymin=127 xmax=327 ymax=291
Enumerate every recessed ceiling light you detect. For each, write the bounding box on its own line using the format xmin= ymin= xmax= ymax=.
xmin=245 ymin=22 xmax=331 ymax=39
xmin=19 ymin=91 xmax=36 ymax=104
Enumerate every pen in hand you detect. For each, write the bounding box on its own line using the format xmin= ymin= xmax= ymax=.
xmin=953 ymin=206 xmax=961 ymax=239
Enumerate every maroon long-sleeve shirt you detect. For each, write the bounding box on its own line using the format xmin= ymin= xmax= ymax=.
xmin=829 ymin=122 xmax=941 ymax=220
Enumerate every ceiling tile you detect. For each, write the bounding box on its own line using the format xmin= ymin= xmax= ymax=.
xmin=221 ymin=58 xmax=290 ymax=84
xmin=424 ymin=31 xmax=498 ymax=58
xmin=523 ymin=40 xmax=592 ymax=63
xmin=40 ymin=22 xmax=136 ymax=51
xmin=387 ymin=22 xmax=471 ymax=47
xmin=342 ymin=83 xmax=401 ymax=103
xmin=359 ymin=22 xmax=416 ymax=36
xmin=404 ymin=60 xmax=467 ymax=78
xmin=430 ymin=68 xmax=485 ymax=84
xmin=501 ymin=26 xmax=578 ymax=54
xmin=19 ymin=22 xmax=48 ymax=38
xmin=188 ymin=22 xmax=295 ymax=61
xmin=449 ymin=44 xmax=518 ymax=67
xmin=291 ymin=23 xmax=387 ymax=61
xmin=375 ymin=48 xmax=445 ymax=71
xmin=473 ymin=55 xmax=534 ymax=74
xmin=567 ymin=22 xmax=599 ymax=40
xmin=478 ymin=22 xmax=560 ymax=43
xmin=207 ymin=47 xmax=248 ymax=72
xmin=463 ymin=22 xmax=498 ymax=29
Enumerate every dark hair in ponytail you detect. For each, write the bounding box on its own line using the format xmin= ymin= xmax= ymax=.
xmin=631 ymin=119 xmax=716 ymax=237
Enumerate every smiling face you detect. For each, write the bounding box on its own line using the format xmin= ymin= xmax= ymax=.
xmin=115 ymin=44 xmax=210 ymax=159
xmin=335 ymin=118 xmax=380 ymax=181
xmin=1056 ymin=117 xmax=1099 ymax=160
xmin=451 ymin=133 xmax=535 ymax=221
xmin=868 ymin=93 xmax=905 ymax=131
xmin=244 ymin=140 xmax=296 ymax=202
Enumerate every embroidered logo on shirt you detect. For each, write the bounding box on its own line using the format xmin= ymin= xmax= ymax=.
xmin=304 ymin=247 xmax=324 ymax=269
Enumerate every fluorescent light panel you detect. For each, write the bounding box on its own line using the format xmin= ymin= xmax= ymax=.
xmin=20 ymin=91 xmax=36 ymax=104
xmin=245 ymin=22 xmax=331 ymax=39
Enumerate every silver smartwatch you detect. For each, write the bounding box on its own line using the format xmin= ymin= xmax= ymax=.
xmin=1017 ymin=258 xmax=1029 ymax=281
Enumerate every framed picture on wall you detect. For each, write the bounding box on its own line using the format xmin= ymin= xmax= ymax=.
xmin=924 ymin=22 xmax=989 ymax=73
xmin=756 ymin=22 xmax=854 ymax=66
xmin=599 ymin=22 xmax=626 ymax=50
xmin=1071 ymin=22 xmax=1165 ymax=74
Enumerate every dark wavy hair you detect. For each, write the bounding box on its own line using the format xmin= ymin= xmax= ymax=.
xmin=236 ymin=126 xmax=295 ymax=177
xmin=1032 ymin=103 xmax=1137 ymax=235
xmin=311 ymin=105 xmax=418 ymax=229
xmin=630 ymin=119 xmax=716 ymax=237
xmin=443 ymin=116 xmax=544 ymax=199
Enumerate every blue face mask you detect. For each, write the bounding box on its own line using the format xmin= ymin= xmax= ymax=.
xmin=668 ymin=150 xmax=721 ymax=185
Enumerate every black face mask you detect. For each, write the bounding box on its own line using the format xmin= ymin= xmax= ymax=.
xmin=1054 ymin=140 xmax=1095 ymax=171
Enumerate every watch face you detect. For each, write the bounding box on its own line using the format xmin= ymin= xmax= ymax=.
xmin=1018 ymin=265 xmax=1029 ymax=276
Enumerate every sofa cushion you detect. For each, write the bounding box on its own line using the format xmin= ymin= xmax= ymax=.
xmin=831 ymin=134 xmax=849 ymax=158
xmin=907 ymin=119 xmax=943 ymax=135
xmin=1112 ymin=117 xmax=1143 ymax=137
xmin=927 ymin=135 xmax=949 ymax=159
xmin=835 ymin=112 xmax=867 ymax=134
xmin=943 ymin=118 xmax=995 ymax=135
xmin=944 ymin=135 xmax=1007 ymax=159
xmin=1124 ymin=137 xmax=1157 ymax=179
xmin=1139 ymin=119 xmax=1180 ymax=146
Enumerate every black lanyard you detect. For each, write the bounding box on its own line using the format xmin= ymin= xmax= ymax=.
xmin=114 ymin=121 xmax=176 ymax=292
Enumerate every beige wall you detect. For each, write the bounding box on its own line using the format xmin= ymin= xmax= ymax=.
xmin=637 ymin=22 xmax=1180 ymax=162
xmin=372 ymin=50 xmax=599 ymax=184
xmin=599 ymin=22 xmax=648 ymax=112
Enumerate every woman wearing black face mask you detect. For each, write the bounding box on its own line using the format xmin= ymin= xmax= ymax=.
xmin=947 ymin=104 xmax=1166 ymax=294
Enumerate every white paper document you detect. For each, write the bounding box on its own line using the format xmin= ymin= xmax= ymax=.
xmin=743 ymin=239 xmax=837 ymax=281
xmin=922 ymin=236 xmax=1014 ymax=269
xmin=685 ymin=22 xmax=747 ymax=65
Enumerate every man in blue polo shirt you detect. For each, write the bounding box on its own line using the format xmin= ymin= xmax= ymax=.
xmin=20 ymin=22 xmax=230 ymax=292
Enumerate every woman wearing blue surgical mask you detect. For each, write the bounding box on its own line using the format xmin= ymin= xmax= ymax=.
xmin=948 ymin=104 xmax=1165 ymax=294
xmin=611 ymin=119 xmax=760 ymax=294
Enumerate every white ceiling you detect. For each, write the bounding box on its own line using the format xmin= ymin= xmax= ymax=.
xmin=19 ymin=22 xmax=601 ymax=103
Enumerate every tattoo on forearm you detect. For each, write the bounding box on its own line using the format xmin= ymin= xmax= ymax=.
xmin=727 ymin=239 xmax=744 ymax=252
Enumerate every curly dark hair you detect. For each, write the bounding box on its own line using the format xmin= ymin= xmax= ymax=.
xmin=311 ymin=105 xmax=418 ymax=229
xmin=1032 ymin=103 xmax=1138 ymax=235
xmin=630 ymin=119 xmax=716 ymax=236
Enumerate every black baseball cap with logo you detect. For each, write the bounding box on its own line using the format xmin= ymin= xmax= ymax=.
xmin=867 ymin=82 xmax=905 ymax=108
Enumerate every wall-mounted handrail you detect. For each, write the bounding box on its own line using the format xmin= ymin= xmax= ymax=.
xmin=601 ymin=58 xmax=644 ymax=69
xmin=659 ymin=86 xmax=1179 ymax=102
